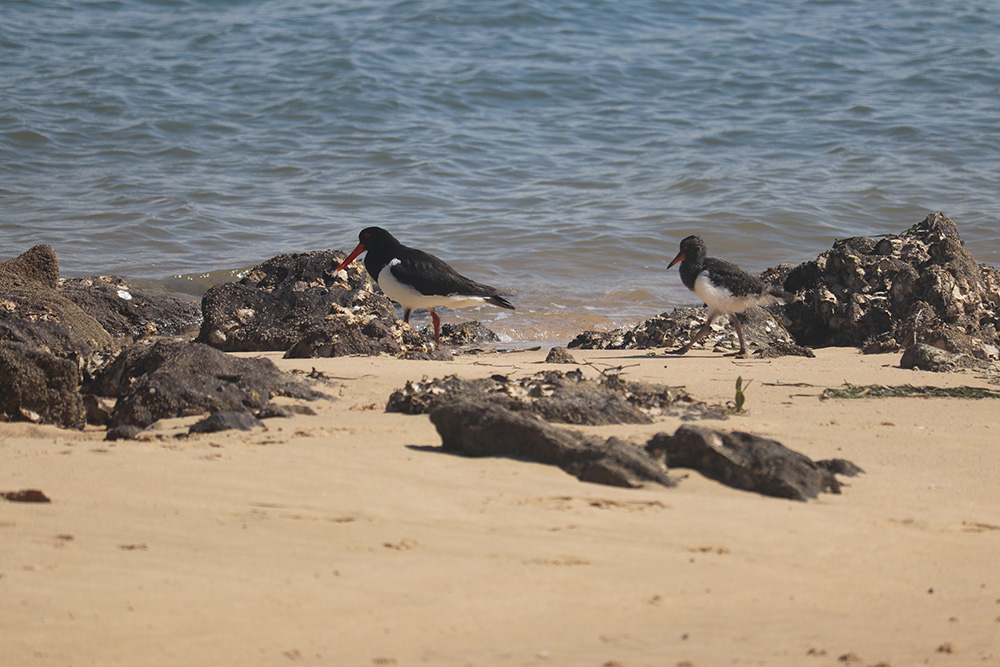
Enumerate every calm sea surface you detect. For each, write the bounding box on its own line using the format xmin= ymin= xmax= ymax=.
xmin=3 ymin=0 xmax=999 ymax=343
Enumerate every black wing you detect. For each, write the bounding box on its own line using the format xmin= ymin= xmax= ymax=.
xmin=391 ymin=248 xmax=512 ymax=305
xmin=703 ymin=257 xmax=766 ymax=298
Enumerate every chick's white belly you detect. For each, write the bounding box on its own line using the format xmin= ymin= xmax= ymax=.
xmin=693 ymin=274 xmax=763 ymax=314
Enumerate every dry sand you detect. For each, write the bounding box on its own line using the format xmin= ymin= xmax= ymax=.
xmin=2 ymin=346 xmax=999 ymax=666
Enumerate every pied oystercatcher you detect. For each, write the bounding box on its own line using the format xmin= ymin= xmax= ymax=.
xmin=336 ymin=227 xmax=514 ymax=345
xmin=666 ymin=235 xmax=784 ymax=358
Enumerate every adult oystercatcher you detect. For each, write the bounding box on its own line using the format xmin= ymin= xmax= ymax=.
xmin=336 ymin=227 xmax=514 ymax=345
xmin=666 ymin=235 xmax=784 ymax=358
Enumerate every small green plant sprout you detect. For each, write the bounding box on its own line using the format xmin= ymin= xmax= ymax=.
xmin=731 ymin=375 xmax=752 ymax=414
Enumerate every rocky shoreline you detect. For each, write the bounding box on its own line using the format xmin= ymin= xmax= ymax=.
xmin=2 ymin=212 xmax=997 ymax=497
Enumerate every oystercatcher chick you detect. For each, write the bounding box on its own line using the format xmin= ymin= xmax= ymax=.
xmin=336 ymin=227 xmax=514 ymax=345
xmin=666 ymin=235 xmax=783 ymax=358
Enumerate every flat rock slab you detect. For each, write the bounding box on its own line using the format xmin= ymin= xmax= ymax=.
xmin=387 ymin=369 xmax=726 ymax=424
xmin=427 ymin=401 xmax=860 ymax=499
xmin=429 ymin=399 xmax=677 ymax=489
xmin=646 ymin=424 xmax=863 ymax=501
xmin=899 ymin=342 xmax=994 ymax=373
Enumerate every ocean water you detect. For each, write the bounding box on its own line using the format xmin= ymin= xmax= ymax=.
xmin=3 ymin=0 xmax=999 ymax=343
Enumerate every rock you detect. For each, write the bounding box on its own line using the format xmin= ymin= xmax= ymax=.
xmin=255 ymin=403 xmax=316 ymax=419
xmin=0 ymin=341 xmax=87 ymax=429
xmin=899 ymin=342 xmax=988 ymax=373
xmin=815 ymin=458 xmax=866 ymax=477
xmin=1 ymin=489 xmax=52 ymax=503
xmin=283 ymin=318 xmax=403 ymax=358
xmin=429 ymin=399 xmax=677 ymax=488
xmin=399 ymin=346 xmax=453 ymax=361
xmin=189 ymin=410 xmax=265 ymax=434
xmin=645 ymin=424 xmax=859 ymax=501
xmin=0 ymin=245 xmax=112 ymax=358
xmin=92 ymin=340 xmax=327 ymax=429
xmin=755 ymin=341 xmax=816 ymax=358
xmin=106 ymin=425 xmax=143 ymax=441
xmin=387 ymin=369 xmax=724 ymax=424
xmin=197 ymin=249 xmax=423 ymax=353
xmin=778 ymin=212 xmax=1000 ymax=355
xmin=0 ymin=243 xmax=60 ymax=288
xmin=437 ymin=321 xmax=501 ymax=346
xmin=545 ymin=347 xmax=577 ymax=364
xmin=59 ymin=275 xmax=201 ymax=341
xmin=568 ymin=306 xmax=798 ymax=356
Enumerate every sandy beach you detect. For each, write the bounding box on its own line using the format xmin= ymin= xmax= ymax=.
xmin=2 ymin=346 xmax=999 ymax=666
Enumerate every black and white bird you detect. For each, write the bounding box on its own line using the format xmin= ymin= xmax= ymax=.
xmin=336 ymin=227 xmax=514 ymax=345
xmin=666 ymin=235 xmax=784 ymax=358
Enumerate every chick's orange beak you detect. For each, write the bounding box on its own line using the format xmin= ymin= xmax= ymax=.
xmin=667 ymin=251 xmax=685 ymax=269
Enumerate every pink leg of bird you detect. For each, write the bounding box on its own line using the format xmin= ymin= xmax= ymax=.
xmin=430 ymin=309 xmax=441 ymax=345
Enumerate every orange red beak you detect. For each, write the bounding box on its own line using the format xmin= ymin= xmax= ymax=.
xmin=336 ymin=243 xmax=366 ymax=272
xmin=667 ymin=250 xmax=685 ymax=269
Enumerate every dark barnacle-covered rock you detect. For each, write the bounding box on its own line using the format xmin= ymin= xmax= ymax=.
xmin=386 ymin=369 xmax=724 ymax=424
xmin=196 ymin=249 xmax=494 ymax=358
xmin=429 ymin=399 xmax=678 ymax=489
xmin=568 ymin=306 xmax=797 ymax=357
xmin=59 ymin=275 xmax=201 ymax=342
xmin=545 ymin=347 xmax=578 ymax=364
xmin=645 ymin=424 xmax=863 ymax=501
xmin=90 ymin=340 xmax=327 ymax=430
xmin=197 ymin=249 xmax=416 ymax=353
xmin=778 ymin=212 xmax=1000 ymax=357
xmin=189 ymin=410 xmax=265 ymax=434
xmin=437 ymin=321 xmax=501 ymax=346
xmin=0 ymin=244 xmax=111 ymax=429
xmin=0 ymin=341 xmax=87 ymax=429
xmin=426 ymin=401 xmax=860 ymax=498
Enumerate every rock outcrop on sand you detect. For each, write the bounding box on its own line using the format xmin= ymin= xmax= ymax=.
xmin=197 ymin=249 xmax=433 ymax=355
xmin=394 ymin=367 xmax=861 ymax=499
xmin=645 ymin=425 xmax=863 ymax=501
xmin=0 ymin=341 xmax=89 ymax=430
xmin=430 ymin=399 xmax=678 ymax=489
xmin=1 ymin=245 xmax=322 ymax=431
xmin=89 ymin=340 xmax=326 ymax=430
xmin=568 ymin=306 xmax=807 ymax=357
xmin=774 ymin=212 xmax=1000 ymax=358
xmin=429 ymin=399 xmax=861 ymax=499
xmin=387 ymin=369 xmax=727 ymax=424
xmin=0 ymin=246 xmax=113 ymax=428
xmin=0 ymin=244 xmax=113 ymax=360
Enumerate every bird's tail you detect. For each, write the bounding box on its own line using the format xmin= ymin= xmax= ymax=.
xmin=486 ymin=295 xmax=515 ymax=310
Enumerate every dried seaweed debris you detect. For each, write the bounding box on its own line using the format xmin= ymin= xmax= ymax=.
xmin=821 ymin=383 xmax=1000 ymax=400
